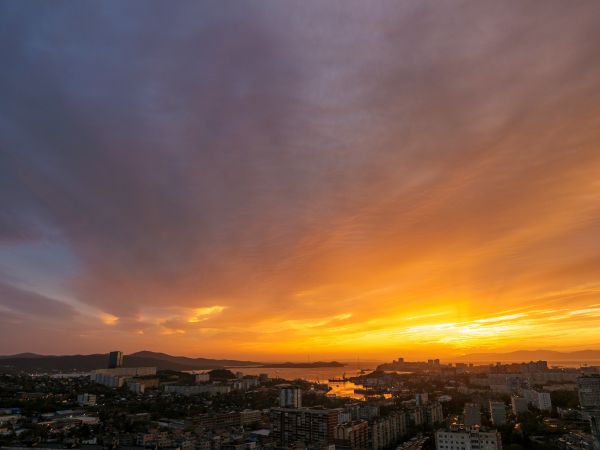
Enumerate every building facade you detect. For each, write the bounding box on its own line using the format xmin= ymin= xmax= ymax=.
xmin=489 ymin=401 xmax=506 ymax=426
xmin=370 ymin=411 xmax=407 ymax=450
xmin=436 ymin=426 xmax=502 ymax=450
xmin=463 ymin=403 xmax=481 ymax=427
xmin=279 ymin=387 xmax=302 ymax=408
xmin=334 ymin=420 xmax=369 ymax=450
xmin=271 ymin=407 xmax=338 ymax=448
xmin=511 ymin=396 xmax=528 ymax=416
xmin=108 ymin=351 xmax=123 ymax=369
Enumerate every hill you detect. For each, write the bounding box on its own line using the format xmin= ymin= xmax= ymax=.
xmin=0 ymin=351 xmax=344 ymax=372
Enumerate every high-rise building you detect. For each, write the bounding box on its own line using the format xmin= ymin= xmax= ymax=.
xmin=435 ymin=425 xmax=502 ymax=450
xmin=271 ymin=407 xmax=337 ymax=448
xmin=108 ymin=351 xmax=123 ymax=369
xmin=489 ymin=401 xmax=506 ymax=426
xmin=279 ymin=386 xmax=302 ymax=408
xmin=463 ymin=403 xmax=481 ymax=427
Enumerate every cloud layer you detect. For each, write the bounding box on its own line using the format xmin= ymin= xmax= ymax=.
xmin=1 ymin=1 xmax=600 ymax=359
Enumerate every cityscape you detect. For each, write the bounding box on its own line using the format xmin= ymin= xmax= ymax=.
xmin=2 ymin=1 xmax=600 ymax=450
xmin=1 ymin=351 xmax=600 ymax=449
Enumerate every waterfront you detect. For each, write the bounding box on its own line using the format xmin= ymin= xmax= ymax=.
xmin=229 ymin=361 xmax=380 ymax=383
xmin=227 ymin=362 xmax=388 ymax=400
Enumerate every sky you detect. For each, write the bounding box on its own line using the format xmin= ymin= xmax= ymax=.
xmin=1 ymin=1 xmax=600 ymax=361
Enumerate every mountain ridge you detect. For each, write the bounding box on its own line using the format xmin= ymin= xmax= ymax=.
xmin=0 ymin=351 xmax=260 ymax=372
xmin=0 ymin=351 xmax=344 ymax=372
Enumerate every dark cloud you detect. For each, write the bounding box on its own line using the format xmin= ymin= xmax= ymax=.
xmin=1 ymin=1 xmax=600 ymax=356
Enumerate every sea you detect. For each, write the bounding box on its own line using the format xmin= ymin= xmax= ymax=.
xmin=222 ymin=361 xmax=385 ymax=400
xmin=227 ymin=361 xmax=380 ymax=383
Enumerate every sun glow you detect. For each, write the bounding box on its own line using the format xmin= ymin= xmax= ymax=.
xmin=100 ymin=313 xmax=119 ymax=326
xmin=187 ymin=305 xmax=226 ymax=323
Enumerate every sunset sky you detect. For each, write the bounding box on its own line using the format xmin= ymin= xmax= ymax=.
xmin=1 ymin=1 xmax=600 ymax=361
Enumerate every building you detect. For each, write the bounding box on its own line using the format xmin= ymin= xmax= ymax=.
xmin=463 ymin=403 xmax=481 ymax=427
xmin=511 ymin=396 xmax=528 ymax=416
xmin=370 ymin=411 xmax=407 ymax=450
xmin=522 ymin=389 xmax=552 ymax=411
xmin=108 ymin=351 xmax=123 ymax=369
xmin=591 ymin=415 xmax=600 ymax=450
xmin=427 ymin=402 xmax=444 ymax=424
xmin=410 ymin=407 xmax=425 ymax=426
xmin=90 ymin=367 xmax=157 ymax=388
xmin=92 ymin=367 xmax=157 ymax=377
xmin=240 ymin=409 xmax=262 ymax=426
xmin=271 ymin=407 xmax=338 ymax=448
xmin=164 ymin=384 xmax=231 ymax=396
xmin=136 ymin=431 xmax=171 ymax=447
xmin=196 ymin=411 xmax=242 ymax=430
xmin=489 ymin=401 xmax=506 ymax=426
xmin=357 ymin=405 xmax=380 ymax=421
xmin=127 ymin=381 xmax=145 ymax=394
xmin=435 ymin=425 xmax=502 ymax=450
xmin=337 ymin=409 xmax=352 ymax=425
xmin=195 ymin=373 xmax=210 ymax=382
xmin=90 ymin=372 xmax=125 ymax=388
xmin=279 ymin=387 xmax=302 ymax=408
xmin=415 ymin=393 xmax=429 ymax=406
xmin=536 ymin=391 xmax=552 ymax=411
xmin=77 ymin=393 xmax=97 ymax=406
xmin=578 ymin=376 xmax=600 ymax=414
xmin=577 ymin=376 xmax=600 ymax=450
xmin=233 ymin=378 xmax=260 ymax=391
xmin=334 ymin=420 xmax=369 ymax=450
xmin=520 ymin=360 xmax=548 ymax=373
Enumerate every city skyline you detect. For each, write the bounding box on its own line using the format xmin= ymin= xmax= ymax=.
xmin=2 ymin=1 xmax=600 ymax=360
